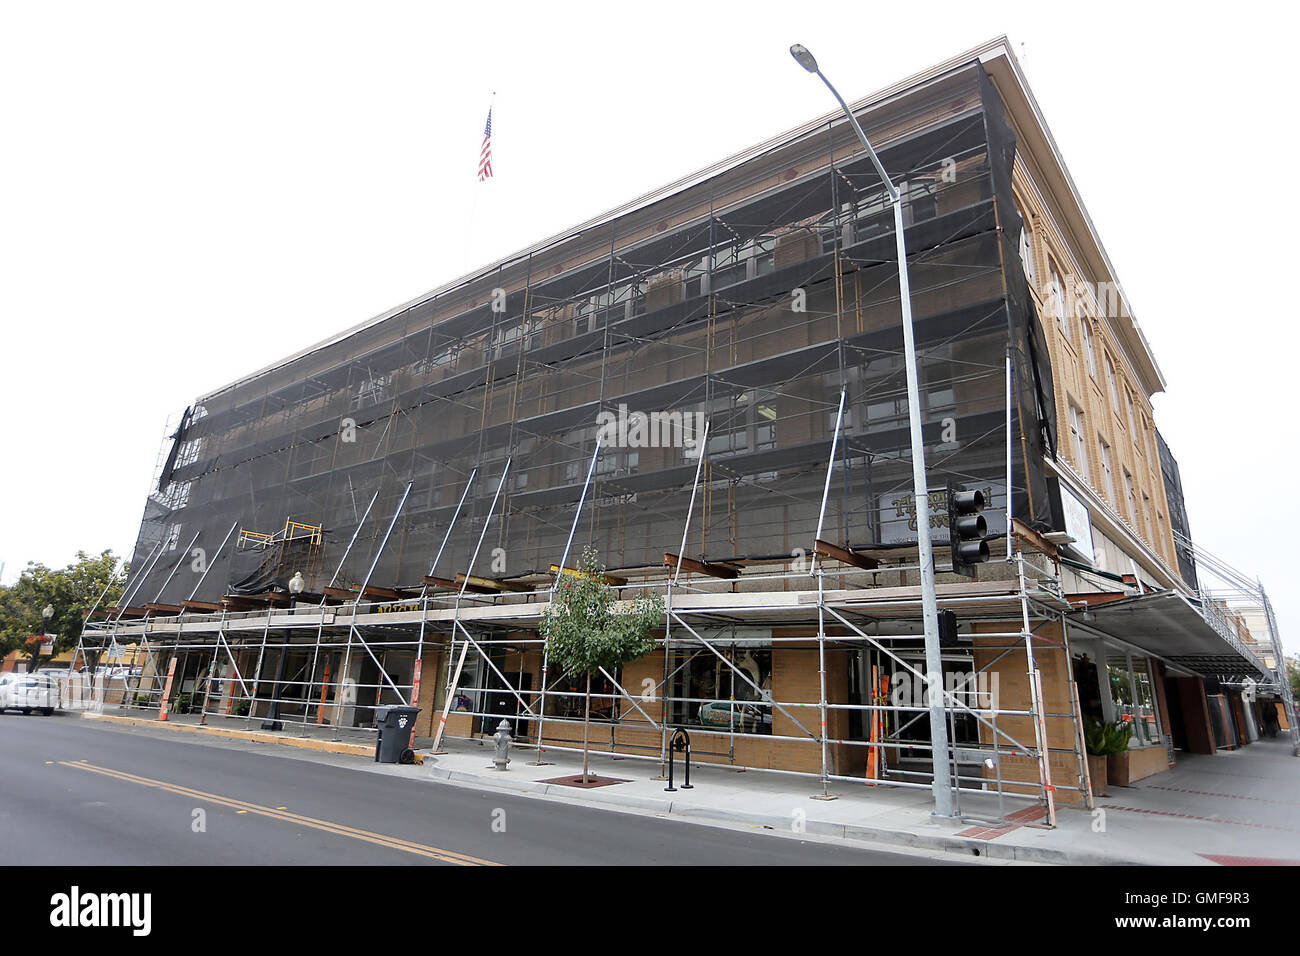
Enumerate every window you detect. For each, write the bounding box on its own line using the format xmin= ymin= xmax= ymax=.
xmin=1069 ymin=402 xmax=1090 ymax=480
xmin=1125 ymin=389 xmax=1137 ymax=436
xmin=1018 ymin=214 xmax=1036 ymax=287
xmin=1105 ymin=355 xmax=1120 ymax=411
xmin=352 ymin=372 xmax=392 ymax=410
xmin=1079 ymin=320 xmax=1097 ymax=377
xmin=1107 ymin=653 xmax=1161 ymax=747
xmin=702 ymin=390 xmax=778 ymax=460
xmin=855 ymin=356 xmax=909 ymax=432
xmin=670 ymin=645 xmax=772 ymax=734
xmin=1047 ymin=262 xmax=1069 ymax=340
xmin=1141 ymin=491 xmax=1153 ymax=542
xmin=1123 ymin=469 xmax=1137 ymax=523
xmin=1099 ymin=437 xmax=1116 ymax=504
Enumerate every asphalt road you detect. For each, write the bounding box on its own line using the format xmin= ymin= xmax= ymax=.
xmin=1 ymin=714 xmax=961 ymax=866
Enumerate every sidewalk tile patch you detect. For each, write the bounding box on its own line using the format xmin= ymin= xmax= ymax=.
xmin=539 ymin=774 xmax=630 ymax=789
xmin=957 ymin=805 xmax=1046 ymax=841
xmin=1198 ymin=854 xmax=1300 ymax=866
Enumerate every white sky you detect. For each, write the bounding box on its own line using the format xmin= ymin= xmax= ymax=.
xmin=2 ymin=1 xmax=1297 ymax=650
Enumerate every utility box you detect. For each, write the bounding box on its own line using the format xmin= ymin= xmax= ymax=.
xmin=374 ymin=705 xmax=421 ymax=764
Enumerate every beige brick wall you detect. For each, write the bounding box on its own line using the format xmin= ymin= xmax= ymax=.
xmin=973 ymin=621 xmax=1088 ymax=807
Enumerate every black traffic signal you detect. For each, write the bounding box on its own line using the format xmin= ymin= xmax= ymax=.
xmin=947 ymin=481 xmax=990 ymax=577
xmin=939 ymin=608 xmax=959 ymax=646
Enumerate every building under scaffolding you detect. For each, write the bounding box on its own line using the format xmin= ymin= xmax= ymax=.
xmin=77 ymin=37 xmax=1295 ymax=827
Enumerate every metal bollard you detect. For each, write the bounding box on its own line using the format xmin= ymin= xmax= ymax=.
xmin=664 ymin=727 xmax=693 ymax=792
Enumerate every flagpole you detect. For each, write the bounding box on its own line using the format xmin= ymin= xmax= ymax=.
xmin=464 ymin=91 xmax=495 ymax=275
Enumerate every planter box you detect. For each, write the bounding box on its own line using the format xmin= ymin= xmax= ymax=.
xmin=1107 ymin=750 xmax=1131 ymax=787
xmin=1088 ymin=754 xmax=1109 ymax=797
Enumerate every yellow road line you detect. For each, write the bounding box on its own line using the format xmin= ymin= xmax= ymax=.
xmin=57 ymin=761 xmax=500 ymax=866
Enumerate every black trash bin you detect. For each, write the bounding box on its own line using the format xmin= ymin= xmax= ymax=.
xmin=374 ymin=705 xmax=421 ymax=764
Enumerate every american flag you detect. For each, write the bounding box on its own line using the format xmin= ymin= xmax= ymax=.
xmin=477 ymin=107 xmax=494 ymax=181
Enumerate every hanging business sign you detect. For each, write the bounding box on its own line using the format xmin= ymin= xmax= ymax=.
xmin=1048 ymin=476 xmax=1095 ymax=564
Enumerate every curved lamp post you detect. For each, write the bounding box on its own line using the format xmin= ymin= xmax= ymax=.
xmin=790 ymin=44 xmax=954 ymax=817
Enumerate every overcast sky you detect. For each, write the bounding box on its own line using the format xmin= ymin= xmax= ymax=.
xmin=2 ymin=1 xmax=1296 ymax=649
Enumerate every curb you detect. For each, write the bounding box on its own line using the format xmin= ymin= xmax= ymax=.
xmin=422 ymin=758 xmax=1148 ymax=866
xmin=80 ymin=712 xmax=374 ymax=758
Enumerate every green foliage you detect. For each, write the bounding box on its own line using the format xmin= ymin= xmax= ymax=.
xmin=1288 ymin=657 xmax=1300 ymax=702
xmin=541 ymin=547 xmax=662 ymax=678
xmin=0 ymin=550 xmax=125 ymax=660
xmin=1084 ymin=716 xmax=1133 ymax=756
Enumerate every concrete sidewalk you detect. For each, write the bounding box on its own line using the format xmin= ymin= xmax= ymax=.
xmin=420 ymin=735 xmax=1300 ymax=866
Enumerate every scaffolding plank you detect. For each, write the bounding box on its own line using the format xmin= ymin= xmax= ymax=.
xmin=1011 ymin=518 xmax=1060 ymax=560
xmin=550 ymin=564 xmax=628 ymax=587
xmin=423 ymin=575 xmax=494 ymax=594
xmin=104 ymin=606 xmax=150 ymax=618
xmin=321 ymin=585 xmax=402 ymax=603
xmin=144 ymin=602 xmax=183 ymax=614
xmin=664 ymin=553 xmax=740 ymax=579
xmin=456 ymin=573 xmax=533 ymax=593
xmin=182 ymin=600 xmax=224 ymax=612
xmin=813 ymin=539 xmax=880 ymax=571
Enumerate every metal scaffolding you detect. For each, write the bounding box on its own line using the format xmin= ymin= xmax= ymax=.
xmin=71 ymin=60 xmax=1092 ymax=827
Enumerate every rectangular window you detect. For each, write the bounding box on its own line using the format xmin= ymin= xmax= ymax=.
xmin=1048 ymin=262 xmax=1069 ymax=340
xmin=1069 ymin=402 xmax=1090 ymax=481
xmin=1018 ymin=215 xmax=1036 ymax=287
xmin=1080 ymin=321 xmax=1097 ymax=377
xmin=670 ymin=646 xmax=773 ymax=735
xmin=1107 ymin=654 xmax=1161 ymax=747
xmin=1123 ymin=469 xmax=1137 ymax=523
xmin=1105 ymin=355 xmax=1120 ymax=411
xmin=1099 ymin=437 xmax=1116 ymax=504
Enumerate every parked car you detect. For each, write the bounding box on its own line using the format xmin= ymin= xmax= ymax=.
xmin=0 ymin=671 xmax=59 ymax=715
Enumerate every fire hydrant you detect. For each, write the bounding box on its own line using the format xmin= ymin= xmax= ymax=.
xmin=492 ymin=719 xmax=512 ymax=771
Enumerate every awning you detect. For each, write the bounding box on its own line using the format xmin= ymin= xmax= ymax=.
xmin=1067 ymin=590 xmax=1269 ymax=680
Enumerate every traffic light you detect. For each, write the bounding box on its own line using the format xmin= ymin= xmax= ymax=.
xmin=947 ymin=481 xmax=990 ymax=577
xmin=938 ymin=608 xmax=959 ymax=646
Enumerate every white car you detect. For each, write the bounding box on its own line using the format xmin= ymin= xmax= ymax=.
xmin=0 ymin=672 xmax=59 ymax=715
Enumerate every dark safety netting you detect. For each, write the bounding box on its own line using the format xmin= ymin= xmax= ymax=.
xmin=122 ymin=61 xmax=1058 ymax=605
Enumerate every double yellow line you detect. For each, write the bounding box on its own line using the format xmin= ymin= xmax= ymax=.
xmin=57 ymin=761 xmax=500 ymax=866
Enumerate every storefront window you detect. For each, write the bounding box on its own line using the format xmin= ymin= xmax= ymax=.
xmin=670 ymin=646 xmax=772 ymax=735
xmin=1106 ymin=653 xmax=1161 ymax=746
xmin=545 ymin=665 xmax=620 ymax=724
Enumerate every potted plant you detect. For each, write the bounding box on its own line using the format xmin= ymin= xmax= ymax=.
xmin=175 ymin=693 xmax=193 ymax=715
xmin=1083 ymin=717 xmax=1133 ymax=794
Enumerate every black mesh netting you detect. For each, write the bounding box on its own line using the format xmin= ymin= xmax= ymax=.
xmin=123 ymin=62 xmax=1058 ymax=606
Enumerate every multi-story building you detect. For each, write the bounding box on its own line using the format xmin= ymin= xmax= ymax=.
xmin=82 ymin=37 xmax=1293 ymax=822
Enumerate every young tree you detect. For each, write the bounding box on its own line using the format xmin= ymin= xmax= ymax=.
xmin=0 ymin=550 xmax=124 ymax=668
xmin=541 ymin=547 xmax=662 ymax=782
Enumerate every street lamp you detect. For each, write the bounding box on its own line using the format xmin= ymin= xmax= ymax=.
xmin=33 ymin=604 xmax=55 ymax=673
xmin=790 ymin=43 xmax=955 ymax=817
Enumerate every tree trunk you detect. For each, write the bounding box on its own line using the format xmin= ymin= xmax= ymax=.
xmin=582 ymin=673 xmax=591 ymax=783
